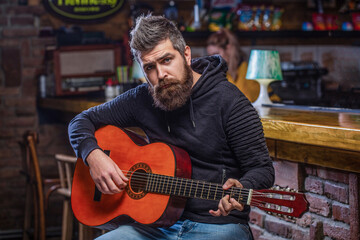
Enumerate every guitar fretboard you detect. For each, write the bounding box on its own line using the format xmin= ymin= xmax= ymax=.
xmin=144 ymin=173 xmax=250 ymax=204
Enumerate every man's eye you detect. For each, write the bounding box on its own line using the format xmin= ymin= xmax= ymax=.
xmin=163 ymin=58 xmax=171 ymax=63
xmin=145 ymin=65 xmax=153 ymax=71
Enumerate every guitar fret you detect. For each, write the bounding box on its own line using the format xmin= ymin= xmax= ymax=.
xmin=145 ymin=173 xmax=149 ymax=191
xmin=161 ymin=175 xmax=166 ymax=193
xmin=200 ymin=182 xmax=205 ymax=198
xmin=207 ymin=183 xmax=211 ymax=199
xmin=153 ymin=174 xmax=158 ymax=192
xmin=155 ymin=174 xmax=160 ymax=192
xmin=189 ymin=181 xmax=193 ymax=197
xmin=183 ymin=179 xmax=188 ymax=196
xmin=173 ymin=178 xmax=178 ymax=195
xmin=146 ymin=174 xmax=150 ymax=191
xmin=145 ymin=173 xmax=150 ymax=191
xmin=230 ymin=188 xmax=233 ymax=198
xmin=238 ymin=188 xmax=242 ymax=202
xmin=158 ymin=175 xmax=162 ymax=193
xmin=155 ymin=174 xmax=159 ymax=193
xmin=165 ymin=176 xmax=170 ymax=194
xmin=157 ymin=175 xmax=161 ymax=193
xmin=178 ymin=178 xmax=183 ymax=196
xmin=160 ymin=175 xmax=165 ymax=193
xmin=214 ymin=185 xmax=217 ymax=200
xmin=161 ymin=175 xmax=165 ymax=193
xmin=153 ymin=174 xmax=157 ymax=192
xmin=195 ymin=181 xmax=199 ymax=198
xmin=168 ymin=177 xmax=172 ymax=195
xmin=149 ymin=174 xmax=154 ymax=192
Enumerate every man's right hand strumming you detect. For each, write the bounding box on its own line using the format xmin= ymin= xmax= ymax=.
xmin=86 ymin=149 xmax=128 ymax=194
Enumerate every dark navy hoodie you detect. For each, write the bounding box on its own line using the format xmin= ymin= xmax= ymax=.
xmin=68 ymin=55 xmax=274 ymax=225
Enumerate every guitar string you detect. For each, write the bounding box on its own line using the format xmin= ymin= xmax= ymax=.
xmin=119 ymin=170 xmax=298 ymax=207
xmin=119 ymin=170 xmax=271 ymax=197
xmin=121 ymin=170 xmax=286 ymax=200
xmin=101 ymin=170 xmax=292 ymax=213
xmin=121 ymin=172 xmax=289 ymax=208
xmin=126 ymin=177 xmax=287 ymax=207
xmin=121 ymin=170 xmax=258 ymax=195
xmin=113 ymin=171 xmax=293 ymax=212
xmin=123 ymin=177 xmax=288 ymax=212
xmin=127 ymin=174 xmax=297 ymax=210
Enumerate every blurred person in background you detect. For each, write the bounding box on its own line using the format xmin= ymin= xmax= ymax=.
xmin=206 ymin=29 xmax=279 ymax=103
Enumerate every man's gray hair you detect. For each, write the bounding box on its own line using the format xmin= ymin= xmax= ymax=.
xmin=130 ymin=14 xmax=186 ymax=62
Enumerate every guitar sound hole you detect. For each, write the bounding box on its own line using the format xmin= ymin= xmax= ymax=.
xmin=130 ymin=169 xmax=147 ymax=193
xmin=126 ymin=162 xmax=151 ymax=199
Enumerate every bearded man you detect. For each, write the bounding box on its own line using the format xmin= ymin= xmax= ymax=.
xmin=68 ymin=14 xmax=274 ymax=240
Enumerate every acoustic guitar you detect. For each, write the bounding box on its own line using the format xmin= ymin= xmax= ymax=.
xmin=71 ymin=125 xmax=308 ymax=230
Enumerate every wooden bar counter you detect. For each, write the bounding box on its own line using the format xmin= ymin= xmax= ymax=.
xmin=39 ymin=97 xmax=360 ymax=173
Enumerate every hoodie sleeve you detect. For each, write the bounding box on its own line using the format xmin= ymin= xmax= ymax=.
xmin=225 ymin=94 xmax=275 ymax=190
xmin=68 ymin=89 xmax=139 ymax=161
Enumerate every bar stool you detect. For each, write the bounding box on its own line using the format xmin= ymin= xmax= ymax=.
xmin=55 ymin=154 xmax=93 ymax=240
xmin=19 ymin=131 xmax=60 ymax=240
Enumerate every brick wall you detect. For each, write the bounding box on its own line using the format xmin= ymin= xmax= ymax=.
xmin=0 ymin=2 xmax=72 ymax=231
xmin=249 ymin=161 xmax=359 ymax=240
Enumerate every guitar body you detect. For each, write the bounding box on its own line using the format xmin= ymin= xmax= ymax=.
xmin=71 ymin=126 xmax=192 ymax=229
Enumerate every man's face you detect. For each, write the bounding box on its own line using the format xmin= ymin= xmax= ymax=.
xmin=140 ymin=39 xmax=193 ymax=111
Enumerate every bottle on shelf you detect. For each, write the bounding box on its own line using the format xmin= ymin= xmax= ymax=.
xmin=105 ymin=78 xmax=116 ymax=101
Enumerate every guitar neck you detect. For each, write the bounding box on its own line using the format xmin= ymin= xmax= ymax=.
xmin=130 ymin=171 xmax=308 ymax=219
xmin=145 ymin=173 xmax=252 ymax=205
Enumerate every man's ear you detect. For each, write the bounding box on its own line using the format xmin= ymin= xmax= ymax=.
xmin=184 ymin=45 xmax=192 ymax=65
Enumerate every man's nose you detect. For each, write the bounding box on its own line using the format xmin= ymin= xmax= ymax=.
xmin=156 ymin=65 xmax=167 ymax=80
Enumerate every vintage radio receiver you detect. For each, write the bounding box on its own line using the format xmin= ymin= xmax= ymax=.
xmin=53 ymin=44 xmax=121 ymax=96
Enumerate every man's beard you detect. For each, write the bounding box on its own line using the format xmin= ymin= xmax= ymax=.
xmin=149 ymin=61 xmax=193 ymax=111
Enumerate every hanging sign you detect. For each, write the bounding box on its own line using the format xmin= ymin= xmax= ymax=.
xmin=43 ymin=0 xmax=125 ymax=23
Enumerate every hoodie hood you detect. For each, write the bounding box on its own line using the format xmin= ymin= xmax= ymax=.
xmin=190 ymin=55 xmax=228 ymax=99
xmin=165 ymin=55 xmax=228 ymax=133
xmin=165 ymin=55 xmax=226 ymax=132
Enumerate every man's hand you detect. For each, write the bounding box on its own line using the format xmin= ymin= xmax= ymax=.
xmin=209 ymin=178 xmax=244 ymax=217
xmin=86 ymin=149 xmax=128 ymax=194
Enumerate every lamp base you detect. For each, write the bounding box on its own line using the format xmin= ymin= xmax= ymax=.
xmin=252 ymin=79 xmax=275 ymax=108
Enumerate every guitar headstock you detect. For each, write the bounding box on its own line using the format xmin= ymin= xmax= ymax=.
xmin=250 ymin=186 xmax=308 ymax=219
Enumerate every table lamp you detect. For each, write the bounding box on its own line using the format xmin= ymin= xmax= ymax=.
xmin=246 ymin=50 xmax=283 ymax=107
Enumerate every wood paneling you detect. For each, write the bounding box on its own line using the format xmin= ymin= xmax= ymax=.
xmin=267 ymin=140 xmax=360 ymax=173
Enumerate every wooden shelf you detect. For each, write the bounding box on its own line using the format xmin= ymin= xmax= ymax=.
xmin=182 ymin=30 xmax=360 ymax=46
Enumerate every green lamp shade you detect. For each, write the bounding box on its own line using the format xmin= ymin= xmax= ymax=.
xmin=246 ymin=50 xmax=283 ymax=81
